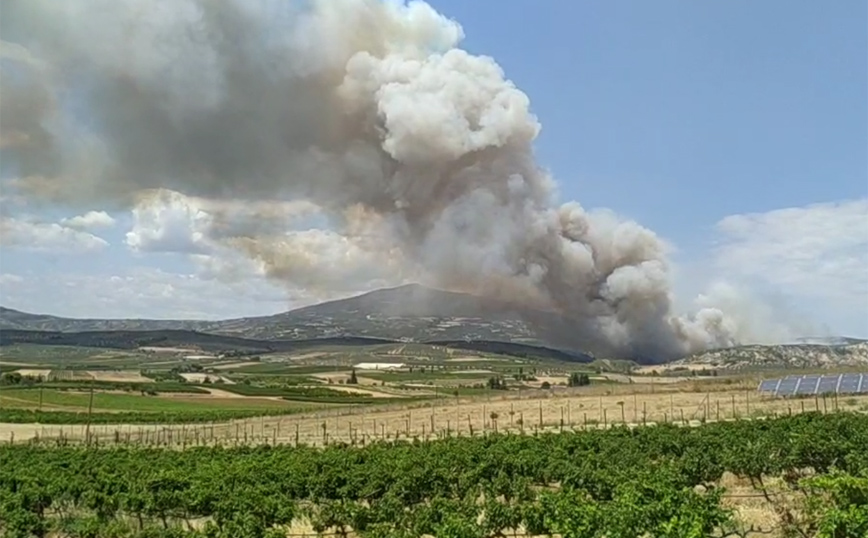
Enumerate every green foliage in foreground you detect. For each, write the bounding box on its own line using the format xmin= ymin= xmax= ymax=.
xmin=2 ymin=412 xmax=868 ymax=537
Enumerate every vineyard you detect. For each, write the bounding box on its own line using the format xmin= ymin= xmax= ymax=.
xmin=2 ymin=412 xmax=867 ymax=537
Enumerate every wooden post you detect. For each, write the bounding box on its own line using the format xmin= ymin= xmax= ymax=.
xmin=731 ymin=394 xmax=736 ymax=418
xmin=85 ymin=384 xmax=95 ymax=445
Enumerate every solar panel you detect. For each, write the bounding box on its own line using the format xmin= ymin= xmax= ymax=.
xmin=758 ymin=380 xmax=778 ymax=393
xmin=795 ymin=375 xmax=820 ymax=395
xmin=776 ymin=378 xmax=799 ymax=396
xmin=816 ymin=374 xmax=840 ymax=395
xmin=756 ymin=373 xmax=868 ymax=397
xmin=838 ymin=374 xmax=862 ymax=395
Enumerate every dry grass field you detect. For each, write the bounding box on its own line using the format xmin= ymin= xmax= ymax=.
xmin=5 ymin=380 xmax=866 ymax=449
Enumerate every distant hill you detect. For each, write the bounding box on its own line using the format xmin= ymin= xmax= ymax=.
xmin=0 ymin=329 xmax=593 ymax=364
xmin=0 ymin=284 xmax=599 ymax=356
xmin=4 ymin=285 xmax=862 ymax=367
xmin=0 ymin=306 xmax=204 ymax=333
xmin=674 ymin=341 xmax=868 ymax=370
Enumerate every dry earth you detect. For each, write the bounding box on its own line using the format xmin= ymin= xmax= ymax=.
xmin=211 ymin=361 xmax=259 ymax=370
xmin=12 ymin=369 xmax=51 ymax=379
xmin=5 ymin=382 xmax=865 ymax=448
xmin=179 ymin=373 xmax=234 ymax=384
xmin=89 ymin=370 xmax=153 ymax=383
xmin=138 ymin=346 xmax=200 ymax=354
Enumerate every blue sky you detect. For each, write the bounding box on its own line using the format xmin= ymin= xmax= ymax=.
xmin=432 ymin=0 xmax=866 ymax=244
xmin=1 ymin=0 xmax=866 ymax=338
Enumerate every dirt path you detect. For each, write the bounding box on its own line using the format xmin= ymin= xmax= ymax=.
xmin=212 ymin=361 xmax=256 ymax=370
xmin=325 ymin=386 xmax=399 ymax=398
xmin=154 ymin=387 xmax=286 ymax=402
xmin=288 ymin=352 xmax=329 ymax=360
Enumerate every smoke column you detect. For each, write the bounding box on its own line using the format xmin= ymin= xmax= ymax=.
xmin=0 ymin=0 xmax=741 ymax=359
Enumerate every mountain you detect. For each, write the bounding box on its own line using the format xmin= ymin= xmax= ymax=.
xmin=0 ymin=284 xmax=594 ymax=355
xmin=0 ymin=307 xmax=204 ymax=333
xmin=4 ymin=285 xmax=861 ymax=366
xmin=675 ymin=341 xmax=868 ymax=370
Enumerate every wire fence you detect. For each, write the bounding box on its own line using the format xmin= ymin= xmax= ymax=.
xmin=8 ymin=387 xmax=863 ymax=448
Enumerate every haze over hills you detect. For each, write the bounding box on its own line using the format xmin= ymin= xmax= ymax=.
xmin=0 ymin=284 xmax=597 ymax=355
xmin=3 ymin=283 xmax=864 ymax=366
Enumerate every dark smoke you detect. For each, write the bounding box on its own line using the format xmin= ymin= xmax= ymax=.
xmin=0 ymin=0 xmax=741 ymax=358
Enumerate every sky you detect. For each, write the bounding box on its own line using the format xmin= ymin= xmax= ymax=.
xmin=1 ymin=0 xmax=866 ymax=339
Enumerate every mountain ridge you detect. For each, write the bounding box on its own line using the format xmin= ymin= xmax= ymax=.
xmin=0 ymin=284 xmax=598 ymax=356
xmin=3 ymin=284 xmax=864 ymax=366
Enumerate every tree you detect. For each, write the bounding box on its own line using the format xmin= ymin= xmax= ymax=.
xmin=568 ymin=372 xmax=591 ymax=387
xmin=487 ymin=377 xmax=507 ymax=391
xmin=1 ymin=372 xmax=23 ymax=385
xmin=348 ymin=369 xmax=359 ymax=385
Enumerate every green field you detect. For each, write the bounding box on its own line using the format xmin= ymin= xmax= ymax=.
xmin=0 ymin=343 xmax=194 ymax=370
xmin=229 ymin=362 xmax=343 ymax=374
xmin=0 ymin=387 xmax=306 ymax=413
xmin=0 ymin=344 xmax=120 ymax=365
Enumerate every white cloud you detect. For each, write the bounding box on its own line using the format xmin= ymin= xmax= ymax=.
xmin=123 ymin=189 xmax=410 ymax=293
xmin=0 ymin=216 xmax=109 ymax=252
xmin=0 ymin=268 xmax=299 ymax=320
xmin=712 ymin=198 xmax=868 ymax=334
xmin=0 ymin=273 xmax=24 ymax=286
xmin=125 ymin=190 xmax=212 ymax=254
xmin=124 ymin=189 xmax=324 ymax=254
xmin=61 ymin=210 xmax=116 ymax=231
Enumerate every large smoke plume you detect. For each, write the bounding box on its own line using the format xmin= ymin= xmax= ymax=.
xmin=0 ymin=0 xmax=742 ymax=359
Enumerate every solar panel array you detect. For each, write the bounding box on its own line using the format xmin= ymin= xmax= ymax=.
xmin=757 ymin=373 xmax=868 ymax=397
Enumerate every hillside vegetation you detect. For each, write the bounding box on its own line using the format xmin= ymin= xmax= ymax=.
xmin=677 ymin=342 xmax=868 ymax=370
xmin=0 ymin=329 xmax=590 ymax=365
xmin=0 ymin=284 xmax=603 ymax=355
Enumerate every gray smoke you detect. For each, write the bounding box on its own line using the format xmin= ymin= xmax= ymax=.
xmin=0 ymin=0 xmax=741 ymax=359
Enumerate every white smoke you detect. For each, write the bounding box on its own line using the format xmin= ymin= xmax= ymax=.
xmin=0 ymin=0 xmax=743 ymax=359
